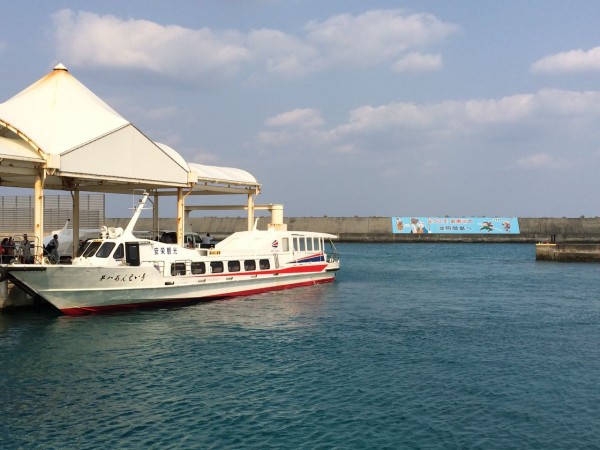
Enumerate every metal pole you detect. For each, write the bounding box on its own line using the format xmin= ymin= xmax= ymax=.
xmin=33 ymin=171 xmax=45 ymax=264
xmin=72 ymin=189 xmax=80 ymax=259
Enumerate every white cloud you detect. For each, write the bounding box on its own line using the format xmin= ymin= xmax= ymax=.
xmin=264 ymin=108 xmax=324 ymax=128
xmin=531 ymin=46 xmax=600 ymax=74
xmin=246 ymin=29 xmax=319 ymax=77
xmin=334 ymin=89 xmax=600 ymax=137
xmin=533 ymin=89 xmax=600 ymax=115
xmin=392 ymin=52 xmax=442 ymax=73
xmin=254 ymin=89 xmax=600 ymax=169
xmin=305 ymin=9 xmax=458 ymax=67
xmin=53 ymin=9 xmax=250 ymax=82
xmin=51 ymin=8 xmax=457 ymax=83
xmin=516 ymin=152 xmax=565 ymax=169
xmin=256 ymin=109 xmax=334 ymax=155
xmin=332 ymin=144 xmax=359 ymax=154
xmin=191 ymin=150 xmax=220 ymax=165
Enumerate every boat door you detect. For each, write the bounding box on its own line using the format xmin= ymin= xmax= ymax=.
xmin=125 ymin=242 xmax=141 ymax=266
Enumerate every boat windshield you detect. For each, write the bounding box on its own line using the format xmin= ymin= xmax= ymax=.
xmin=96 ymin=242 xmax=116 ymax=258
xmin=82 ymin=241 xmax=102 ymax=258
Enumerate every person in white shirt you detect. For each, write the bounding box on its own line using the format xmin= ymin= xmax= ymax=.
xmin=20 ymin=234 xmax=32 ymax=264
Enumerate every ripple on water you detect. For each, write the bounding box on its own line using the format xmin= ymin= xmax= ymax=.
xmin=1 ymin=244 xmax=600 ymax=448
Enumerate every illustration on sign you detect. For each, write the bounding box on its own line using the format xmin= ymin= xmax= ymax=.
xmin=391 ymin=217 xmax=520 ymax=234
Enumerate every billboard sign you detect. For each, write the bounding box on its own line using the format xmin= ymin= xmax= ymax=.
xmin=391 ymin=217 xmax=520 ymax=234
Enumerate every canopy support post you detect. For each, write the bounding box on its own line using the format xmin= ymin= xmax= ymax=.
xmin=177 ymin=188 xmax=194 ymax=246
xmin=72 ymin=189 xmax=80 ymax=259
xmin=153 ymin=191 xmax=159 ymax=241
xmin=176 ymin=189 xmax=184 ymax=247
xmin=247 ymin=193 xmax=255 ymax=231
xmin=33 ymin=170 xmax=45 ymax=264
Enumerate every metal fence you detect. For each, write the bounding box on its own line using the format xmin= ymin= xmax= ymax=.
xmin=0 ymin=194 xmax=105 ymax=233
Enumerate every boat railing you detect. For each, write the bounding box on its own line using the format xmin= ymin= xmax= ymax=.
xmin=327 ymin=239 xmax=339 ymax=263
xmin=144 ymin=259 xmax=165 ymax=274
xmin=10 ymin=237 xmax=45 ymax=265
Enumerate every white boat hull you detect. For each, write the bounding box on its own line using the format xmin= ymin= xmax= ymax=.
xmin=10 ymin=263 xmax=338 ymax=315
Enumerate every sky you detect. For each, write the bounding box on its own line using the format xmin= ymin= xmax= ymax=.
xmin=1 ymin=0 xmax=600 ymax=218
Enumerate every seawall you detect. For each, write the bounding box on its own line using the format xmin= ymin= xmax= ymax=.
xmin=535 ymin=243 xmax=600 ymax=262
xmin=105 ymin=217 xmax=600 ymax=243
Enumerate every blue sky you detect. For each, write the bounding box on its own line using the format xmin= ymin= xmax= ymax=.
xmin=2 ymin=1 xmax=600 ymax=218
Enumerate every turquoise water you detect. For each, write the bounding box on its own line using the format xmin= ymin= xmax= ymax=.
xmin=1 ymin=243 xmax=599 ymax=449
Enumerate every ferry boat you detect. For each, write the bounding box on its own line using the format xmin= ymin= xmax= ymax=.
xmin=6 ymin=193 xmax=340 ymax=315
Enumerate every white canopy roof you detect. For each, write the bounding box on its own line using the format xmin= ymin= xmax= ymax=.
xmin=157 ymin=144 xmax=259 ymax=194
xmin=189 ymin=162 xmax=257 ymax=186
xmin=0 ymin=64 xmax=259 ymax=194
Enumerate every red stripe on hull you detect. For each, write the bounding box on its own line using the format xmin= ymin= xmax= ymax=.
xmin=59 ymin=276 xmax=335 ymax=316
xmin=204 ymin=264 xmax=329 ymax=279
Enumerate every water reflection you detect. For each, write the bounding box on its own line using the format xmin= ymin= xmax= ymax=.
xmin=189 ymin=283 xmax=336 ymax=331
xmin=0 ymin=282 xmax=338 ymax=361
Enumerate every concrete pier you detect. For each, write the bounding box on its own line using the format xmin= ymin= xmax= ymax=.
xmin=535 ymin=243 xmax=600 ymax=262
xmin=0 ymin=265 xmax=46 ymax=311
xmin=0 ymin=280 xmax=35 ymax=310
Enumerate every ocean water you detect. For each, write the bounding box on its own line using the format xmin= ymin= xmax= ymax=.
xmin=1 ymin=243 xmax=599 ymax=449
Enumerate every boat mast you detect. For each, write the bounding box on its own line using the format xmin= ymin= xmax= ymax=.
xmin=123 ymin=193 xmax=149 ymax=238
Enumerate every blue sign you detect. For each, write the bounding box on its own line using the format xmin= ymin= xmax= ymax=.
xmin=391 ymin=217 xmax=520 ymax=234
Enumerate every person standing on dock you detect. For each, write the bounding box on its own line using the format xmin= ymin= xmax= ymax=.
xmin=0 ymin=238 xmax=7 ymax=263
xmin=7 ymin=237 xmax=15 ymax=262
xmin=47 ymin=234 xmax=59 ymax=264
xmin=20 ymin=234 xmax=32 ymax=264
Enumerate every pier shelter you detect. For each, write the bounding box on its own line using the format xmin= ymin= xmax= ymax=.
xmin=0 ymin=64 xmax=261 ymax=261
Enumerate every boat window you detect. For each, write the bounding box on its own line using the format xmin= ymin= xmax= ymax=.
xmin=228 ymin=261 xmax=240 ymax=272
xmin=82 ymin=241 xmax=102 ymax=258
xmin=211 ymin=261 xmax=224 ymax=273
xmin=315 ymin=238 xmax=321 ymax=251
xmin=282 ymin=238 xmax=289 ymax=252
xmin=293 ymin=237 xmax=299 ymax=251
xmin=171 ymin=262 xmax=186 ymax=276
xmin=191 ymin=262 xmax=206 ymax=274
xmin=160 ymin=232 xmax=176 ymax=243
xmin=306 ymin=238 xmax=313 ymax=251
xmin=95 ymin=242 xmax=116 ymax=258
xmin=299 ymin=237 xmax=305 ymax=251
xmin=244 ymin=260 xmax=256 ymax=271
xmin=113 ymin=244 xmax=124 ymax=260
xmin=259 ymin=259 xmax=270 ymax=270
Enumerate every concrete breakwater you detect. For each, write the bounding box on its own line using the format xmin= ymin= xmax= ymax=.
xmin=105 ymin=216 xmax=600 ymax=243
xmin=535 ymin=243 xmax=600 ymax=262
